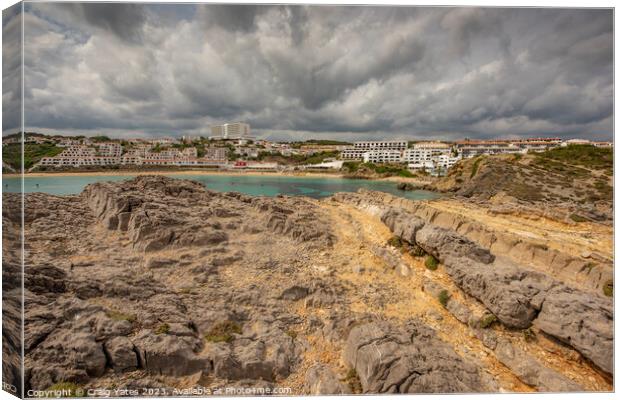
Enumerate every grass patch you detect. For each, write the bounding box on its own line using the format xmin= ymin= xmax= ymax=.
xmin=45 ymin=382 xmax=83 ymax=397
xmin=603 ymin=280 xmax=613 ymax=297
xmin=343 ymin=368 xmax=363 ymax=394
xmin=155 ymin=323 xmax=170 ymax=335
xmin=569 ymin=213 xmax=588 ymax=223
xmin=438 ymin=290 xmax=450 ymax=307
xmin=204 ymin=321 xmax=242 ymax=343
xmin=479 ymin=313 xmax=497 ymax=329
xmin=523 ymin=328 xmax=537 ymax=343
xmin=470 ymin=157 xmax=483 ymax=178
xmin=3 ymin=142 xmax=64 ymax=171
xmin=425 ymin=255 xmax=438 ymax=271
xmin=107 ymin=310 xmax=137 ymax=323
xmin=536 ymin=145 xmax=612 ymax=171
xmin=387 ymin=236 xmax=403 ymax=248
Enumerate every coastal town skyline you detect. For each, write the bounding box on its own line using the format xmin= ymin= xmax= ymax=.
xmin=2 ymin=4 xmax=613 ymax=141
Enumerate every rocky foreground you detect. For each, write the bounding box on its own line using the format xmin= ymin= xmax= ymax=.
xmin=2 ymin=175 xmax=613 ymax=395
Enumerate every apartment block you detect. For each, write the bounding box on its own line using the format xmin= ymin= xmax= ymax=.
xmin=204 ymin=147 xmax=228 ymax=160
xmin=455 ymin=140 xmax=523 ymax=158
xmin=362 ymin=150 xmax=403 ymax=164
xmin=210 ymin=122 xmax=251 ymax=139
xmin=340 ymin=140 xmax=408 ymax=160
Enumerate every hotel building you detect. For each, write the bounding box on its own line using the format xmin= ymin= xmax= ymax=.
xmin=210 ymin=122 xmax=251 ymax=140
xmin=340 ymin=140 xmax=408 ymax=160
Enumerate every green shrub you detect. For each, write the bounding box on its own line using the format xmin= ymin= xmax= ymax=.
xmin=583 ymin=262 xmax=596 ymax=273
xmin=479 ymin=314 xmax=497 ymax=329
xmin=45 ymin=382 xmax=83 ymax=397
xmin=523 ymin=328 xmax=536 ymax=343
xmin=285 ymin=329 xmax=298 ymax=339
xmin=205 ymin=321 xmax=242 ymax=343
xmin=603 ymin=280 xmax=613 ymax=297
xmin=387 ymin=236 xmax=403 ymax=248
xmin=343 ymin=368 xmax=363 ymax=393
xmin=470 ymin=157 xmax=483 ymax=178
xmin=438 ymin=290 xmax=450 ymax=307
xmin=425 ymin=255 xmax=438 ymax=271
xmin=155 ymin=323 xmax=170 ymax=335
xmin=569 ymin=213 xmax=588 ymax=223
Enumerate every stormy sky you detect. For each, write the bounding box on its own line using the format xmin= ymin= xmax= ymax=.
xmin=2 ymin=3 xmax=614 ymax=141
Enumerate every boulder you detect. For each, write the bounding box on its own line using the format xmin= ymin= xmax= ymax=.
xmin=494 ymin=339 xmax=582 ymax=392
xmin=446 ymin=298 xmax=472 ymax=324
xmin=305 ymin=364 xmax=351 ymax=394
xmin=133 ymin=330 xmax=208 ymax=377
xmin=105 ymin=336 xmax=138 ymax=372
xmin=280 ymin=285 xmax=310 ymax=301
xmin=343 ymin=320 xmax=493 ymax=393
xmin=205 ymin=321 xmax=302 ymax=382
xmin=27 ymin=330 xmax=107 ymax=390
xmin=415 ymin=225 xmax=495 ymax=265
xmin=534 ymin=285 xmax=613 ymax=374
xmin=380 ymin=209 xmax=425 ymax=244
xmin=443 ymin=257 xmax=555 ymax=329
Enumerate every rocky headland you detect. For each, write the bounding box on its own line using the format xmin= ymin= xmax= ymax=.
xmin=2 ymin=174 xmax=613 ymax=395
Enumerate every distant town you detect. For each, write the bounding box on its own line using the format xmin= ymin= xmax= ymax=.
xmin=2 ymin=121 xmax=613 ymax=175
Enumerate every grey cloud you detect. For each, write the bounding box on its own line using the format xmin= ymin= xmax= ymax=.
xmin=2 ymin=3 xmax=22 ymax=133
xmin=9 ymin=5 xmax=613 ymax=141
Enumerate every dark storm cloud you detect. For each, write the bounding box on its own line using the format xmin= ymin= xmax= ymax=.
xmin=2 ymin=3 xmax=22 ymax=133
xmin=12 ymin=4 xmax=613 ymax=141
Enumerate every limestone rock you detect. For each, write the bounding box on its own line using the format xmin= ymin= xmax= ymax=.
xmin=494 ymin=339 xmax=582 ymax=392
xmin=343 ymin=320 xmax=494 ymax=393
xmin=416 ymin=225 xmax=495 ymax=265
xmin=105 ymin=336 xmax=138 ymax=372
xmin=534 ymin=285 xmax=613 ymax=374
xmin=133 ymin=330 xmax=208 ymax=377
xmin=305 ymin=364 xmax=351 ymax=395
xmin=443 ymin=256 xmax=555 ymax=329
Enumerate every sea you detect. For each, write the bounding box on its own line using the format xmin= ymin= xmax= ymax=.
xmin=1 ymin=174 xmax=439 ymax=201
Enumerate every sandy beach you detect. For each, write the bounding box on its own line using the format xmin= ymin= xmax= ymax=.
xmin=4 ymin=170 xmax=345 ymax=179
xmin=3 ymin=169 xmax=432 ymax=185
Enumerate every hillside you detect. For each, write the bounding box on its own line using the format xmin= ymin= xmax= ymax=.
xmin=432 ymin=145 xmax=613 ymax=221
xmin=2 ymin=143 xmax=64 ymax=171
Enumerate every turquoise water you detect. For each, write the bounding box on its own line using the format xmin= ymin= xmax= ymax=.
xmin=2 ymin=174 xmax=438 ymax=200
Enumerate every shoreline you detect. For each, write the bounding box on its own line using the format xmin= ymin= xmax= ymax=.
xmin=4 ymin=170 xmax=344 ymax=179
xmin=2 ymin=169 xmax=433 ymax=185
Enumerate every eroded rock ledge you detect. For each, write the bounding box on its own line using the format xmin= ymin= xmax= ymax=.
xmin=332 ymin=191 xmax=613 ymax=375
xmin=4 ymin=176 xmax=611 ymax=395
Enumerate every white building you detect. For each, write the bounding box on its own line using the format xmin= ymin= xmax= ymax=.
xmin=303 ymin=160 xmax=344 ymax=170
xmin=341 ymin=140 xmax=408 ymax=160
xmin=456 ymin=141 xmax=523 ymax=158
xmin=562 ymin=139 xmax=591 ymax=146
xmin=210 ymin=122 xmax=251 ymax=139
xmin=204 ymin=147 xmax=228 ymax=161
xmin=362 ymin=150 xmax=403 ymax=164
xmin=402 ymin=141 xmax=452 ymax=164
xmin=97 ymin=143 xmax=122 ymax=157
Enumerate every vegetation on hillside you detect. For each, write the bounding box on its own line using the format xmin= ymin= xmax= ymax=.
xmin=341 ymin=161 xmax=415 ymax=178
xmin=254 ymin=150 xmax=339 ymax=165
xmin=90 ymin=135 xmax=111 ymax=142
xmin=535 ymin=145 xmax=612 ymax=172
xmin=434 ymin=145 xmax=613 ymax=219
xmin=3 ymin=143 xmax=64 ymax=171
